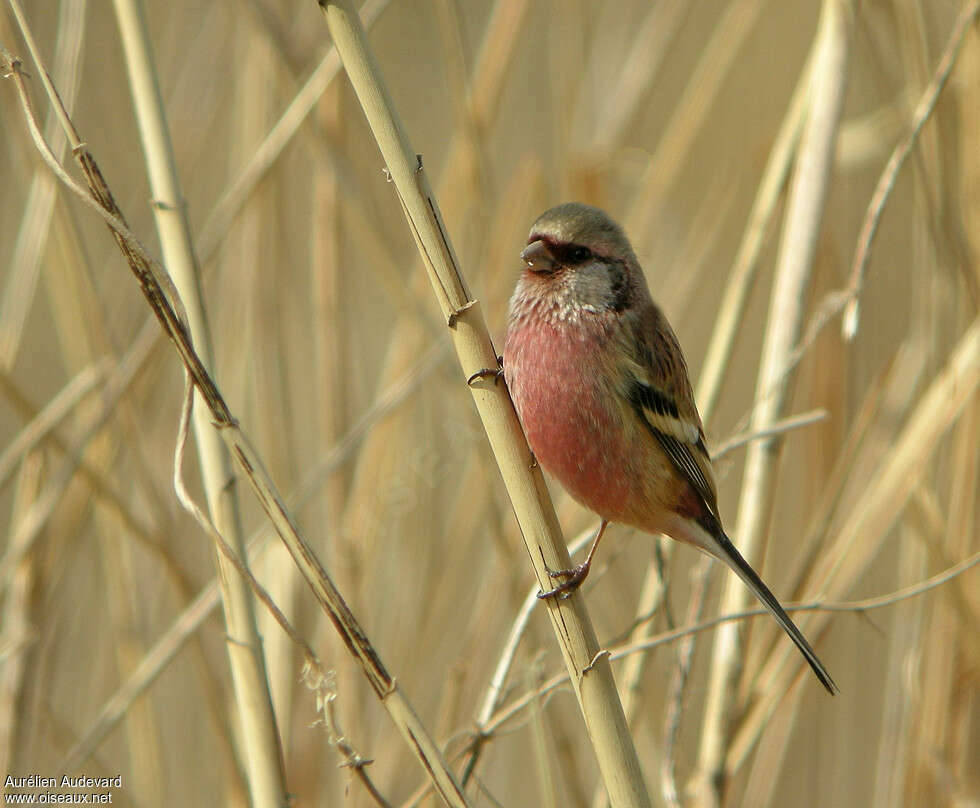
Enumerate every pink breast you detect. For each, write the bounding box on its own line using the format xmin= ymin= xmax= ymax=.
xmin=505 ymin=320 xmax=632 ymax=521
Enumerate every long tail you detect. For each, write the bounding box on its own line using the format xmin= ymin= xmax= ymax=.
xmin=713 ymin=531 xmax=838 ymax=695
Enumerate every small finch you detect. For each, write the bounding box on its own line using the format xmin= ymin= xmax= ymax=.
xmin=495 ymin=202 xmax=837 ymax=694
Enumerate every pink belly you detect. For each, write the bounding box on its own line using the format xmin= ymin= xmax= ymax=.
xmin=505 ymin=321 xmax=633 ymax=521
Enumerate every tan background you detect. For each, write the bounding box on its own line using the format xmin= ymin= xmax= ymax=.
xmin=0 ymin=0 xmax=977 ymax=806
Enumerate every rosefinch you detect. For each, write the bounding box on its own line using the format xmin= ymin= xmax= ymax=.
xmin=491 ymin=202 xmax=837 ymax=694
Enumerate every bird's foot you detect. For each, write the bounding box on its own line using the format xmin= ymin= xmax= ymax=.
xmin=537 ymin=561 xmax=591 ymax=600
xmin=467 ymin=356 xmax=504 ymax=387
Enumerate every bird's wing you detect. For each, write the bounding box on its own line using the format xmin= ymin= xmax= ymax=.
xmin=619 ymin=305 xmax=838 ymax=694
xmin=620 ymin=305 xmax=721 ymax=521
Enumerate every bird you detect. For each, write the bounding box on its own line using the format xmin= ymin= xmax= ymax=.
xmin=488 ymin=201 xmax=837 ymax=694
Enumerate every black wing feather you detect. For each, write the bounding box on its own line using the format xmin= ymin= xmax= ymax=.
xmin=627 ymin=380 xmax=719 ymax=519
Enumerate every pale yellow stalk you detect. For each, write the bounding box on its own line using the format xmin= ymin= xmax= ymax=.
xmin=317 ymin=2 xmax=651 ymax=804
xmin=692 ymin=1 xmax=853 ymax=803
xmin=110 ymin=1 xmax=288 ymax=803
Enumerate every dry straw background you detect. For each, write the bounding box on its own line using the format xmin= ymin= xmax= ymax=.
xmin=0 ymin=0 xmax=978 ymax=806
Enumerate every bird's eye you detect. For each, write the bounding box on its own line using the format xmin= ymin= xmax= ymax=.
xmin=570 ymin=246 xmax=592 ymax=262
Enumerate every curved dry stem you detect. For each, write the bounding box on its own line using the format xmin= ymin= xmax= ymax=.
xmin=842 ymin=0 xmax=980 ymax=339
xmin=172 ymin=378 xmax=390 ymax=806
xmin=693 ymin=0 xmax=854 ymax=800
xmin=0 ymin=0 xmax=84 ymax=369
xmin=58 ymin=347 xmax=436 ymax=773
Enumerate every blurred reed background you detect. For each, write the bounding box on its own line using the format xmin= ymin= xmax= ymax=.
xmin=0 ymin=0 xmax=977 ymax=806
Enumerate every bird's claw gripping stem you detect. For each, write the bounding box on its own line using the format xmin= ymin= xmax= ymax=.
xmin=537 ymin=562 xmax=591 ymax=600
xmin=467 ymin=355 xmax=504 ymax=386
xmin=536 ymin=520 xmax=607 ymax=600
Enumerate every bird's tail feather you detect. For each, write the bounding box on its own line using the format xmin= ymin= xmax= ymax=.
xmin=713 ymin=531 xmax=838 ymax=695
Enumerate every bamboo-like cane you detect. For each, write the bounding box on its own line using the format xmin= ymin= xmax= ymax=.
xmin=316 ymin=2 xmax=651 ymax=805
xmin=109 ymin=1 xmax=288 ymax=804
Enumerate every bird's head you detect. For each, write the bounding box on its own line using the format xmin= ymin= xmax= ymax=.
xmin=517 ymin=202 xmax=640 ymax=316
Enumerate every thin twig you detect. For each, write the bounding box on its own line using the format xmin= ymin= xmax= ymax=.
xmin=303 ymin=665 xmax=393 ymax=808
xmin=171 ymin=378 xmax=316 ymax=667
xmin=661 ymin=559 xmax=710 ymax=808
xmin=481 ymin=551 xmax=979 ymax=744
xmin=841 ymin=0 xmax=980 ymax=340
xmin=59 ymin=346 xmax=440 ymax=772
xmin=712 ymin=409 xmax=828 ymax=460
xmin=172 ymin=377 xmax=390 ymax=807
xmin=782 ymin=0 xmax=980 ymax=367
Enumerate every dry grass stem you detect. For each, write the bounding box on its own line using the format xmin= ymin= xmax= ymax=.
xmin=461 ymin=525 xmax=596 ymax=787
xmin=696 ymin=42 xmax=814 ymax=419
xmin=0 ymin=453 xmax=42 ymax=779
xmin=110 ymin=0 xmax=287 ymax=801
xmin=318 ymin=1 xmax=651 ymax=803
xmin=625 ymin=0 xmax=764 ymax=249
xmin=842 ymin=0 xmax=980 ymax=340
xmin=0 ymin=0 xmax=85 ymax=369
xmin=196 ymin=0 xmax=393 ymax=263
xmin=172 ymin=379 xmax=388 ymax=805
xmin=694 ymin=1 xmax=853 ymax=801
xmin=0 ymin=361 xmax=109 ymax=487
xmin=661 ymin=561 xmax=709 ymax=808
xmin=712 ymin=409 xmax=828 ymax=460
xmin=727 ymin=315 xmax=980 ymax=773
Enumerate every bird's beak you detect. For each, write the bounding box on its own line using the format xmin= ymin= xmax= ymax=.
xmin=521 ymin=240 xmax=557 ymax=273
